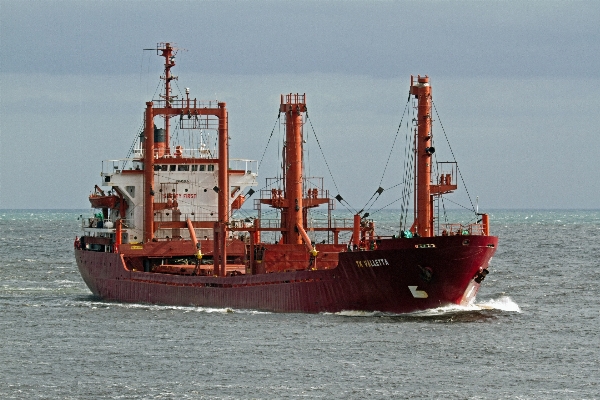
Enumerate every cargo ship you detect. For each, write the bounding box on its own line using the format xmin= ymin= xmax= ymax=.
xmin=74 ymin=43 xmax=498 ymax=313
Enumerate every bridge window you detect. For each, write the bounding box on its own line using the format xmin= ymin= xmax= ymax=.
xmin=208 ymin=165 xmax=215 ymax=171
xmin=199 ymin=165 xmax=206 ymax=171
xmin=178 ymin=165 xmax=189 ymax=171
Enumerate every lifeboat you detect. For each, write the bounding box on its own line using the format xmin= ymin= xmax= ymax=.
xmin=88 ymin=194 xmax=119 ymax=209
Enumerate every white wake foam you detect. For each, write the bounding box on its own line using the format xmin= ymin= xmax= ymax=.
xmin=476 ymin=296 xmax=521 ymax=312
xmin=78 ymin=301 xmax=272 ymax=314
xmin=333 ymin=296 xmax=521 ymax=318
xmin=334 ymin=310 xmax=383 ymax=317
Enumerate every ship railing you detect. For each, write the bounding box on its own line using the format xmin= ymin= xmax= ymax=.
xmin=330 ymin=218 xmax=354 ymax=228
xmin=154 ymin=212 xmax=217 ymax=223
xmin=229 ymin=219 xmax=255 ymax=229
xmin=439 ymin=223 xmax=484 ymax=236
xmin=256 ymin=176 xmax=330 ymax=203
xmin=102 ymin=158 xmax=143 ymax=175
xmin=254 ymin=218 xmax=354 ymax=230
xmin=303 ymin=176 xmax=325 ymax=193
xmin=432 ymin=162 xmax=458 ymax=185
xmin=257 ymin=219 xmax=282 ymax=229
xmin=153 ymin=213 xmax=261 ymax=226
xmin=152 ymin=147 xmax=217 ymax=159
xmin=101 ymin=157 xmax=257 ymax=174
xmin=152 ymin=99 xmax=223 ymax=110
xmin=283 ymin=93 xmax=305 ymax=104
xmin=81 ymin=218 xmax=131 ymax=234
xmin=82 ymin=217 xmax=133 ymax=229
xmin=229 ymin=159 xmax=258 ymax=174
xmin=129 ymin=147 xmax=217 ymax=161
xmin=306 ymin=218 xmax=357 ymax=230
xmin=257 ymin=189 xmax=332 ymax=202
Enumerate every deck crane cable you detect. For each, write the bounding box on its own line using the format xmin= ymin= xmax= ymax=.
xmin=439 ymin=195 xmax=475 ymax=212
xmin=257 ymin=113 xmax=281 ymax=173
xmin=174 ymin=79 xmax=184 ymax=100
xmin=230 ymin=204 xmax=255 ymax=221
xmin=360 ymin=186 xmax=385 ymax=216
xmin=358 ymin=179 xmax=409 ymax=219
xmin=304 ymin=113 xmax=311 ymax=179
xmin=361 ymin=97 xmax=411 ymax=215
xmin=128 ymin=49 xmax=162 ymax=168
xmin=122 ymin=123 xmax=144 ymax=170
xmin=371 ymin=189 xmax=414 ymax=215
xmin=305 ymin=112 xmax=356 ymax=214
xmin=440 ymin=193 xmax=449 ymax=226
xmin=399 ymin=101 xmax=416 ymax=231
xmin=277 ymin=113 xmax=282 ymax=191
xmin=382 ymin=181 xmax=406 ymax=191
xmin=376 ymin=96 xmax=411 ymax=186
xmin=432 ymin=100 xmax=476 ymax=215
xmin=400 ymin=147 xmax=415 ymax=230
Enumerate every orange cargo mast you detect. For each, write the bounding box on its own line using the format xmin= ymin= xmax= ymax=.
xmin=410 ymin=76 xmax=434 ymax=237
xmin=280 ymin=94 xmax=307 ymax=245
xmin=256 ymin=94 xmax=332 ymax=253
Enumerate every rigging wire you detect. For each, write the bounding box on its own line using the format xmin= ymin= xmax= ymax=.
xmin=277 ymin=114 xmax=282 ymax=186
xmin=304 ymin=113 xmax=310 ymax=180
xmin=122 ymin=79 xmax=164 ymax=169
xmin=438 ymin=195 xmax=476 ymax=212
xmin=378 ymin=98 xmax=411 ymax=187
xmin=371 ymin=189 xmax=413 ymax=215
xmin=359 ymin=97 xmax=411 ymax=215
xmin=432 ymin=100 xmax=476 ymax=214
xmin=305 ymin=112 xmax=356 ymax=214
xmin=357 ymin=179 xmax=408 ymax=219
xmin=399 ymin=100 xmax=416 ymax=231
xmin=440 ymin=194 xmax=449 ymax=226
xmin=257 ymin=114 xmax=281 ymax=172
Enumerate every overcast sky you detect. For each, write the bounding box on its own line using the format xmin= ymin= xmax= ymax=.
xmin=1 ymin=0 xmax=599 ymax=211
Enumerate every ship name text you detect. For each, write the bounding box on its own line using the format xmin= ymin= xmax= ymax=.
xmin=356 ymin=258 xmax=390 ymax=268
xmin=162 ymin=193 xmax=198 ymax=199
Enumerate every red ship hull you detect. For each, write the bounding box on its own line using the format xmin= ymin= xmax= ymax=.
xmin=75 ymin=235 xmax=497 ymax=314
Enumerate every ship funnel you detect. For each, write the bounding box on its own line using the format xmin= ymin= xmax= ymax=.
xmin=154 ymin=126 xmax=166 ymax=157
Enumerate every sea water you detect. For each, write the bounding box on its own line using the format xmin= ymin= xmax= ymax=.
xmin=0 ymin=209 xmax=598 ymax=399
